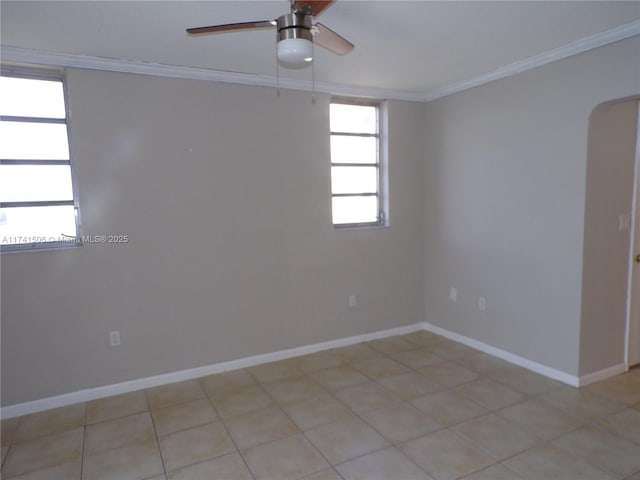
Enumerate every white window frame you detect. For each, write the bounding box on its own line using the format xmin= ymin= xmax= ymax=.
xmin=0 ymin=69 xmax=81 ymax=252
xmin=330 ymin=98 xmax=387 ymax=228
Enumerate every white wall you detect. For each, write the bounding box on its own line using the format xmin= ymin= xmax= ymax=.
xmin=423 ymin=37 xmax=640 ymax=376
xmin=0 ymin=69 xmax=426 ymax=406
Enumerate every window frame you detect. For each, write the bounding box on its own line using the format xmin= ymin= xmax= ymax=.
xmin=0 ymin=68 xmax=81 ymax=252
xmin=330 ymin=97 xmax=386 ymax=228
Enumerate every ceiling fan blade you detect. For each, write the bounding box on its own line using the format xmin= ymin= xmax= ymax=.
xmin=292 ymin=0 xmax=334 ymax=16
xmin=313 ymin=23 xmax=354 ymax=55
xmin=187 ymin=20 xmax=274 ymax=35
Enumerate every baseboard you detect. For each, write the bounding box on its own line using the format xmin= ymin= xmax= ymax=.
xmin=0 ymin=322 xmax=424 ymax=419
xmin=578 ymin=363 xmax=627 ymax=387
xmin=423 ymin=321 xmax=581 ymax=387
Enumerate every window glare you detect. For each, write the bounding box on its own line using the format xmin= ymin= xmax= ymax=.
xmin=0 ymin=76 xmax=66 ymax=118
xmin=331 ymin=136 xmax=377 ymax=164
xmin=331 ymin=166 xmax=377 ymax=195
xmin=0 ymin=122 xmax=70 ymax=160
xmin=332 ymin=196 xmax=378 ymax=225
xmin=0 ymin=206 xmax=77 ymax=244
xmin=0 ymin=165 xmax=74 ymax=202
xmin=330 ymin=104 xmax=377 ymax=134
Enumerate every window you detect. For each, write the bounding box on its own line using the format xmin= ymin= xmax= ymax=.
xmin=330 ymin=99 xmax=385 ymax=227
xmin=0 ymin=73 xmax=79 ymax=251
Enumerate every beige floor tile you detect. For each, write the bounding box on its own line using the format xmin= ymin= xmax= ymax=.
xmin=493 ymin=368 xmax=564 ymax=396
xmin=146 ymin=380 xmax=206 ymax=411
xmin=167 ymin=452 xmax=252 ymax=480
xmin=419 ymin=362 xmax=479 ymax=388
xmin=159 ymin=421 xmax=235 ymax=472
xmin=298 ymin=468 xmax=343 ymax=480
xmin=305 ymin=416 xmax=389 ymax=465
xmin=596 ymin=407 xmax=640 ymax=444
xmin=152 ymin=398 xmax=217 ymax=436
xmin=379 ymin=372 xmax=447 ymax=400
xmin=2 ymin=459 xmax=81 ymax=480
xmin=1 ymin=417 xmax=20 ymax=446
xmin=248 ymin=359 xmax=304 ymax=383
xmin=352 ymin=357 xmax=411 ymax=380
xmin=86 ymin=391 xmax=149 ymax=425
xmin=200 ymin=369 xmax=256 ymax=396
xmin=584 ymin=372 xmax=640 ymax=405
xmin=404 ymin=331 xmax=444 ymax=348
xmin=453 ymin=414 xmax=538 ymax=460
xmin=497 ymin=399 xmax=583 ymax=440
xmin=389 ymin=349 xmax=444 ymax=369
xmin=454 ymin=353 xmax=521 ymax=378
xmin=504 ymin=444 xmax=616 ymax=480
xmin=12 ymin=404 xmax=85 ymax=443
xmin=2 ymin=428 xmax=83 ymax=478
xmin=243 ymin=433 xmax=328 ymax=480
xmin=335 ymin=447 xmax=433 ymax=480
xmin=85 ymin=412 xmax=155 ymax=454
xmin=310 ymin=366 xmax=369 ymax=391
xmin=335 ymin=382 xmax=400 ymax=414
xmin=82 ymin=438 xmax=164 ymax=480
xmin=360 ymin=403 xmax=442 ymax=444
xmin=331 ymin=344 xmax=381 ymax=364
xmin=453 ymin=379 xmax=525 ymax=410
xmin=224 ymin=405 xmax=298 ymax=450
xmin=296 ymin=351 xmax=344 ymax=373
xmin=410 ymin=390 xmax=489 ymax=427
xmin=552 ymin=425 xmax=640 ymax=479
xmin=366 ymin=336 xmax=417 ymax=355
xmin=280 ymin=392 xmax=353 ymax=431
xmin=402 ymin=430 xmax=494 ymax=480
xmin=537 ymin=386 xmax=624 ymax=421
xmin=263 ymin=375 xmax=326 ymax=404
xmin=427 ymin=341 xmax=478 ymax=360
xmin=209 ymin=384 xmax=273 ymax=419
xmin=460 ymin=463 xmax=524 ymax=480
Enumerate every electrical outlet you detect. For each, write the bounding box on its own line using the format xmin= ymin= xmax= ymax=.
xmin=478 ymin=297 xmax=486 ymax=311
xmin=449 ymin=287 xmax=457 ymax=302
xmin=348 ymin=295 xmax=357 ymax=307
xmin=110 ymin=330 xmax=121 ymax=347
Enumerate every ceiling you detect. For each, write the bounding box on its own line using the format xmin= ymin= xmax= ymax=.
xmin=1 ymin=1 xmax=639 ymax=99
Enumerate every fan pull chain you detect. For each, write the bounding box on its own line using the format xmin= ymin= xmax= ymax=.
xmin=311 ymin=43 xmax=316 ymax=105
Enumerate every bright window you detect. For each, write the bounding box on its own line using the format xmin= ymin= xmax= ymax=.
xmin=0 ymin=74 xmax=79 ymax=251
xmin=330 ymin=100 xmax=384 ymax=226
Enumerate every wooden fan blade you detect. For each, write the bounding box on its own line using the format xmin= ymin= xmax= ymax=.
xmin=313 ymin=23 xmax=354 ymax=55
xmin=292 ymin=0 xmax=334 ymax=16
xmin=187 ymin=20 xmax=274 ymax=35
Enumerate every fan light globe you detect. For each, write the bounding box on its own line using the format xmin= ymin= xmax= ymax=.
xmin=277 ymin=38 xmax=313 ymax=68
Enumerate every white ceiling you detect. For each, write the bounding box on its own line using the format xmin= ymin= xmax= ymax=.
xmin=1 ymin=1 xmax=639 ymax=99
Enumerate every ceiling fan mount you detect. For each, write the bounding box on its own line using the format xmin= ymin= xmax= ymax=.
xmin=186 ymin=0 xmax=354 ymax=69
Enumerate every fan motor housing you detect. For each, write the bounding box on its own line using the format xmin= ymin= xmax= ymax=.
xmin=276 ymin=13 xmax=313 ymax=42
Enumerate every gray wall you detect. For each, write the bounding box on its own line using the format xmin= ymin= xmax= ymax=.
xmin=0 ymin=69 xmax=426 ymax=406
xmin=423 ymin=37 xmax=640 ymax=376
xmin=580 ymin=98 xmax=638 ymax=375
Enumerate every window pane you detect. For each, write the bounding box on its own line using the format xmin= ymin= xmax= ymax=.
xmin=0 ymin=76 xmax=66 ymax=118
xmin=0 ymin=205 xmax=77 ymax=245
xmin=331 ymin=166 xmax=378 ymax=195
xmin=0 ymin=165 xmax=74 ymax=202
xmin=330 ymin=104 xmax=377 ymax=134
xmin=332 ymin=196 xmax=378 ymax=225
xmin=331 ymin=136 xmax=377 ymax=164
xmin=0 ymin=122 xmax=70 ymax=160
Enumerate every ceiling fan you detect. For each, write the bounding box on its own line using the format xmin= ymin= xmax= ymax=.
xmin=186 ymin=0 xmax=354 ymax=69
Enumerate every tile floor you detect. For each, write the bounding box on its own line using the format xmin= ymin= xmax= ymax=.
xmin=1 ymin=331 xmax=639 ymax=480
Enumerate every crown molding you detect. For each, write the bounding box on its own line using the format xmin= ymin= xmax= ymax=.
xmin=2 ymin=20 xmax=638 ymax=104
xmin=424 ymin=20 xmax=640 ymax=102
xmin=0 ymin=46 xmax=427 ymax=103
